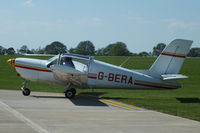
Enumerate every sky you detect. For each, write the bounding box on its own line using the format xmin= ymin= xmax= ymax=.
xmin=0 ymin=0 xmax=200 ymax=53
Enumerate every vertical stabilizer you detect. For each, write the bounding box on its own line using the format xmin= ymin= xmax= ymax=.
xmin=149 ymin=39 xmax=193 ymax=75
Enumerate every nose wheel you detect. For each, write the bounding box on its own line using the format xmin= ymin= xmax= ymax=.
xmin=22 ymin=88 xmax=31 ymax=96
xmin=21 ymin=80 xmax=31 ymax=96
xmin=65 ymin=88 xmax=76 ymax=99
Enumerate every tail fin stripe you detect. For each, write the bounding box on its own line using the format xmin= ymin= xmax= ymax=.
xmin=161 ymin=52 xmax=186 ymax=58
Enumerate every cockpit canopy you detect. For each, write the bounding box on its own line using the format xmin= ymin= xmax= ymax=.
xmin=47 ymin=53 xmax=93 ymax=73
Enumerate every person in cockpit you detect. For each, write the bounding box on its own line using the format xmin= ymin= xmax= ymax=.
xmin=62 ymin=57 xmax=75 ymax=68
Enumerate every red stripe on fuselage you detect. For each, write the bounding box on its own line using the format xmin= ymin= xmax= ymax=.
xmin=15 ymin=65 xmax=52 ymax=72
xmin=161 ymin=53 xmax=186 ymax=58
xmin=134 ymin=82 xmax=178 ymax=89
xmin=88 ymin=76 xmax=97 ymax=79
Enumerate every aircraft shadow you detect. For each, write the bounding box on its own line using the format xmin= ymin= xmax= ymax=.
xmin=31 ymin=92 xmax=109 ymax=106
xmin=70 ymin=92 xmax=128 ymax=106
xmin=78 ymin=92 xmax=106 ymax=96
xmin=176 ymin=97 xmax=200 ymax=103
xmin=70 ymin=92 xmax=108 ymax=106
xmin=31 ymin=95 xmax=66 ymax=99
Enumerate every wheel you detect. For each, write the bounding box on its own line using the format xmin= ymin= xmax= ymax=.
xmin=22 ymin=88 xmax=31 ymax=96
xmin=65 ymin=89 xmax=75 ymax=99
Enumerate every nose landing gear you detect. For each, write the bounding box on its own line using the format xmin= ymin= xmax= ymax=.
xmin=22 ymin=88 xmax=31 ymax=96
xmin=21 ymin=81 xmax=31 ymax=96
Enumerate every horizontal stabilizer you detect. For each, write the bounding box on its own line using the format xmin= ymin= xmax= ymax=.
xmin=161 ymin=74 xmax=188 ymax=80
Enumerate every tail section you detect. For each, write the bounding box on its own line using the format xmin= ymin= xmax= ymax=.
xmin=150 ymin=39 xmax=193 ymax=75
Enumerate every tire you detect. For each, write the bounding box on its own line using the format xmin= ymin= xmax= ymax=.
xmin=22 ymin=88 xmax=31 ymax=96
xmin=65 ymin=89 xmax=75 ymax=99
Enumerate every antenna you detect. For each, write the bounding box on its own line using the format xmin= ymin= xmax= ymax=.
xmin=120 ymin=56 xmax=130 ymax=67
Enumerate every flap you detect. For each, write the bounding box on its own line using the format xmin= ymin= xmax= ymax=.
xmin=50 ymin=65 xmax=88 ymax=87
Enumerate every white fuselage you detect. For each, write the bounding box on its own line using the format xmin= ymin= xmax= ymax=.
xmin=14 ymin=57 xmax=180 ymax=90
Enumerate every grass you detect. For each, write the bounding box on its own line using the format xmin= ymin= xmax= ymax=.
xmin=0 ymin=55 xmax=200 ymax=121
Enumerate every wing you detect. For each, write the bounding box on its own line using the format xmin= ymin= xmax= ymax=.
xmin=51 ymin=65 xmax=88 ymax=87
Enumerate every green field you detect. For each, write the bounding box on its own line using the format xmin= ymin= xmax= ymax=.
xmin=0 ymin=55 xmax=200 ymax=121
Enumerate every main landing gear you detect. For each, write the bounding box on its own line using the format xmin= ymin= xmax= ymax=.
xmin=65 ymin=88 xmax=76 ymax=99
xmin=21 ymin=80 xmax=31 ymax=96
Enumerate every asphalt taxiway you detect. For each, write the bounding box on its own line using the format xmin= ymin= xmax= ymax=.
xmin=0 ymin=90 xmax=199 ymax=133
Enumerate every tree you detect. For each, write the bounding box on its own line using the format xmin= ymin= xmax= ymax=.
xmin=45 ymin=41 xmax=67 ymax=54
xmin=0 ymin=46 xmax=7 ymax=55
xmin=102 ymin=44 xmax=114 ymax=56
xmin=75 ymin=41 xmax=95 ymax=55
xmin=138 ymin=51 xmax=149 ymax=57
xmin=30 ymin=49 xmax=36 ymax=54
xmin=6 ymin=47 xmax=15 ymax=55
xmin=152 ymin=43 xmax=166 ymax=56
xmin=96 ymin=48 xmax=105 ymax=56
xmin=35 ymin=47 xmax=45 ymax=54
xmin=188 ymin=48 xmax=200 ymax=57
xmin=18 ymin=45 xmax=30 ymax=54
xmin=105 ymin=42 xmax=131 ymax=56
xmin=131 ymin=53 xmax=138 ymax=56
xmin=69 ymin=48 xmax=76 ymax=54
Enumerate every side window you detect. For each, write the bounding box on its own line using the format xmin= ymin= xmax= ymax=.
xmin=72 ymin=58 xmax=89 ymax=66
xmin=72 ymin=58 xmax=89 ymax=73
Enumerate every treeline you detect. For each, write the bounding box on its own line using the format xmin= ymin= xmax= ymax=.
xmin=0 ymin=41 xmax=200 ymax=57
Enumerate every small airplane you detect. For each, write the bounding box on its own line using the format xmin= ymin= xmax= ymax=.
xmin=7 ymin=39 xmax=193 ymax=99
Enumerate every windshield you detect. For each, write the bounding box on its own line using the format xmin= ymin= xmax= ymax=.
xmin=47 ymin=55 xmax=59 ymax=67
xmin=48 ymin=55 xmax=59 ymax=62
